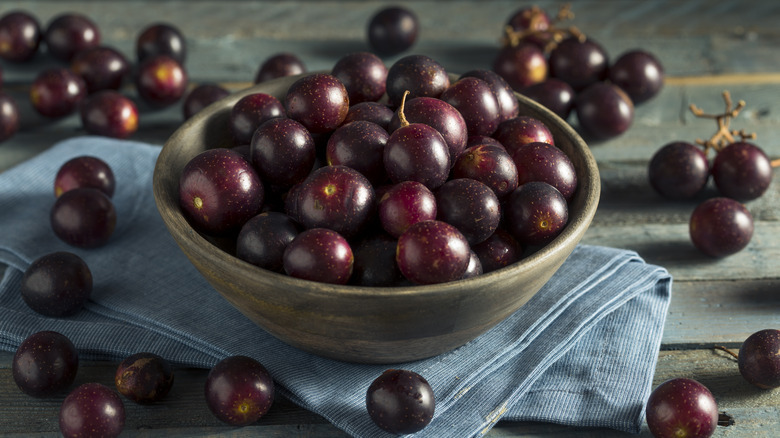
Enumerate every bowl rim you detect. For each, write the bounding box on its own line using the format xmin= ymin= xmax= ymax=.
xmin=153 ymin=72 xmax=600 ymax=300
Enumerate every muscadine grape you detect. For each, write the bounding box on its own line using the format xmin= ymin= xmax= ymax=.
xmin=711 ymin=141 xmax=773 ymax=201
xmin=648 ymin=141 xmax=709 ymax=200
xmin=366 ymin=369 xmax=435 ymax=435
xmin=689 ymin=197 xmax=753 ymax=257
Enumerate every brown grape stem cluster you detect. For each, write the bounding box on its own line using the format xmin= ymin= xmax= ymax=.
xmin=501 ymin=3 xmax=582 ymax=53
xmin=689 ymin=90 xmax=756 ymax=157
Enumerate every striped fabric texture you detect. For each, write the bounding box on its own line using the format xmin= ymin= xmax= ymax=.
xmin=0 ymin=137 xmax=672 ymax=437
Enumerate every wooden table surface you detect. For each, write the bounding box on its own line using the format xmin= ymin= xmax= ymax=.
xmin=1 ymin=1 xmax=778 ymax=436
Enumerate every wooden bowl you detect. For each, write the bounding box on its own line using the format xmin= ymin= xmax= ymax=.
xmin=153 ymin=73 xmax=600 ymax=364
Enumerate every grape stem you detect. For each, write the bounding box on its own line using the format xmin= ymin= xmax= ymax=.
xmin=500 ymin=3 xmax=580 ymax=52
xmin=713 ymin=345 xmax=739 ymax=360
xmin=771 ymin=158 xmax=780 ymax=168
xmin=398 ymin=90 xmax=411 ymax=128
xmin=690 ymin=90 xmax=756 ymax=156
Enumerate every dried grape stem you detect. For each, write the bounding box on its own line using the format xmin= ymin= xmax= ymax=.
xmin=689 ymin=90 xmax=756 ymax=156
xmin=398 ymin=90 xmax=411 ymax=128
xmin=771 ymin=158 xmax=780 ymax=168
xmin=714 ymin=345 xmax=739 ymax=360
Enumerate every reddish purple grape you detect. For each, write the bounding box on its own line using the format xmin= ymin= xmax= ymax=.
xmin=385 ymin=55 xmax=450 ymax=106
xmin=51 ymin=187 xmax=117 ymax=248
xmin=378 ymin=180 xmax=437 ymax=238
xmin=648 ymin=141 xmax=709 ymax=200
xmin=366 ymin=6 xmax=419 ymax=56
xmin=79 ymin=90 xmax=139 ymax=139
xmin=440 ymin=77 xmax=501 ymax=136
xmin=711 ymin=141 xmax=773 ymax=201
xmin=136 ymin=22 xmax=186 ymax=64
xmin=396 ymin=220 xmax=470 ymax=285
xmin=461 ymin=250 xmax=484 ymax=279
xmin=250 ymin=117 xmax=316 ymax=189
xmin=473 ymin=228 xmax=523 ymax=273
xmin=519 ymin=78 xmax=575 ymax=120
xmin=70 ymin=46 xmax=130 ymax=93
xmin=0 ymin=92 xmax=20 ymax=143
xmin=575 ymin=82 xmax=634 ymax=141
xmin=506 ymin=6 xmax=551 ymax=34
xmin=205 ymin=355 xmax=274 ymax=426
xmin=738 ymin=329 xmax=780 ymax=389
xmin=55 ymin=155 xmax=115 ymax=198
xmin=331 ymin=52 xmax=388 ymax=104
xmin=12 ymin=331 xmax=79 ymax=397
xmin=689 ymin=197 xmax=753 ymax=257
xmin=283 ymin=228 xmax=354 ymax=284
xmin=183 ymin=83 xmax=230 ymax=120
xmin=326 ymin=120 xmax=389 ymax=184
xmin=384 ymin=122 xmax=451 ymax=190
xmin=366 ymin=369 xmax=435 ymax=434
xmin=492 ymin=42 xmax=548 ymax=91
xmin=229 ymin=92 xmax=286 ymax=145
xmin=0 ymin=11 xmax=42 ymax=62
xmin=115 ymin=352 xmax=174 ymax=404
xmin=178 ymin=148 xmax=264 ymax=235
xmin=511 ymin=141 xmax=577 ymax=202
xmin=20 ymin=251 xmax=92 ymax=317
xmin=60 ymin=383 xmax=125 ymax=438
xmin=461 ymin=69 xmax=520 ymax=123
xmin=645 ymin=378 xmax=718 ymax=438
xmin=285 ymin=73 xmax=349 ymax=134
xmin=505 ymin=181 xmax=569 ymax=246
xmin=388 ymin=96 xmax=468 ymax=162
xmin=236 ymin=211 xmax=300 ymax=272
xmin=135 ymin=54 xmax=188 ymax=108
xmin=493 ymin=115 xmax=555 ymax=156
xmin=343 ymin=101 xmax=394 ymax=130
xmin=608 ymin=49 xmax=664 ymax=104
xmin=548 ymin=36 xmax=608 ymax=91
xmin=30 ymin=68 xmax=87 ymax=118
xmin=44 ymin=13 xmax=100 ymax=62
xmin=350 ymin=233 xmax=404 ymax=286
xmin=254 ymin=52 xmax=306 ymax=84
xmin=452 ymin=144 xmax=518 ymax=199
xmin=436 ymin=178 xmax=501 ymax=245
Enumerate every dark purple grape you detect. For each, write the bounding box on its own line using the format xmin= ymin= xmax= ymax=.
xmin=183 ymin=83 xmax=230 ymax=120
xmin=55 ymin=155 xmax=115 ymax=198
xmin=343 ymin=101 xmax=394 ymax=130
xmin=366 ymin=6 xmax=419 ymax=56
xmin=44 ymin=13 xmax=100 ymax=62
xmin=236 ymin=211 xmax=300 ymax=272
xmin=0 ymin=92 xmax=20 ymax=143
xmin=506 ymin=6 xmax=550 ymax=33
xmin=440 ymin=77 xmax=501 ymax=136
xmin=350 ymin=233 xmax=404 ymax=286
xmin=396 ymin=220 xmax=470 ymax=284
xmin=548 ymin=36 xmax=608 ymax=91
xmin=285 ymin=73 xmax=349 ymax=134
xmin=436 ymin=178 xmax=501 ymax=245
xmin=136 ymin=22 xmax=186 ymax=64
xmin=461 ymin=69 xmax=520 ymax=122
xmin=178 ymin=148 xmax=264 ymax=235
xmin=646 ymin=378 xmax=718 ymax=438
xmin=473 ymin=228 xmax=523 ymax=273
xmin=519 ymin=78 xmax=575 ymax=120
xmin=229 ymin=92 xmax=286 ymax=145
xmin=575 ymin=82 xmax=634 ymax=141
xmin=492 ymin=42 xmax=548 ymax=91
xmin=70 ymin=46 xmax=130 ymax=93
xmin=0 ymin=11 xmax=42 ymax=62
xmin=135 ymin=54 xmax=188 ymax=108
xmin=254 ymin=52 xmax=306 ymax=84
xmin=12 ymin=331 xmax=78 ymax=397
xmin=711 ymin=141 xmax=773 ymax=201
xmin=59 ymin=383 xmax=125 ymax=438
xmin=452 ymin=144 xmax=518 ymax=199
xmin=384 ymin=122 xmax=451 ymax=190
xmin=30 ymin=68 xmax=87 ymax=118
xmin=326 ymin=120 xmax=389 ymax=184
xmin=738 ymin=329 xmax=780 ymax=389
xmin=493 ymin=115 xmax=555 ymax=156
xmin=511 ymin=141 xmax=577 ymax=202
xmin=385 ymin=55 xmax=450 ymax=106
xmin=608 ymin=49 xmax=664 ymax=104
xmin=250 ymin=117 xmax=316 ymax=189
xmin=331 ymin=52 xmax=388 ymax=104
xmin=292 ymin=165 xmax=375 ymax=239
xmin=461 ymin=250 xmax=484 ymax=279
xmin=20 ymin=251 xmax=92 ymax=317
xmin=648 ymin=141 xmax=709 ymax=200
xmin=115 ymin=352 xmax=174 ymax=404
xmin=505 ymin=181 xmax=568 ymax=246
xmin=51 ymin=187 xmax=117 ymax=248
xmin=689 ymin=197 xmax=753 ymax=258
xmin=378 ymin=180 xmax=437 ymax=238
xmin=388 ymin=96 xmax=468 ymax=161
xmin=283 ymin=228 xmax=354 ymax=284
xmin=367 ymin=368 xmax=435 ymax=434
xmin=205 ymin=355 xmax=274 ymax=426
xmin=79 ymin=90 xmax=139 ymax=139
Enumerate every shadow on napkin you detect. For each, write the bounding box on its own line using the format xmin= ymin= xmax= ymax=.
xmin=0 ymin=137 xmax=671 ymax=437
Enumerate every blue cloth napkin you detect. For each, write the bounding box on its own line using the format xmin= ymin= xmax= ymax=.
xmin=0 ymin=136 xmax=672 ymax=437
